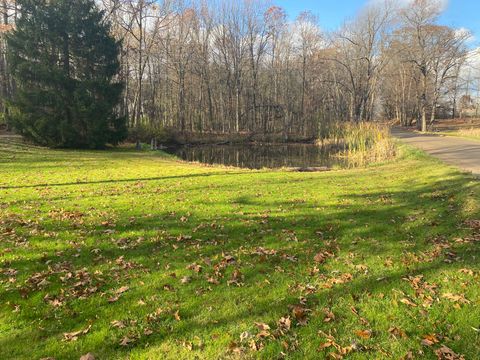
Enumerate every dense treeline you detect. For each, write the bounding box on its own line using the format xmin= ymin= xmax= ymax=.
xmin=0 ymin=0 xmax=473 ymax=142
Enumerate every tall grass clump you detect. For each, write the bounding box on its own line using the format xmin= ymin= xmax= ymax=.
xmin=457 ymin=127 xmax=480 ymax=140
xmin=317 ymin=122 xmax=396 ymax=166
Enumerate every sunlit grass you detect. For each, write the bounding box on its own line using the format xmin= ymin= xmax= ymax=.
xmin=431 ymin=127 xmax=480 ymax=141
xmin=0 ymin=138 xmax=479 ymax=359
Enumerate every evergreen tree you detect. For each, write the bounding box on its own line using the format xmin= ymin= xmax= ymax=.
xmin=6 ymin=0 xmax=126 ymax=148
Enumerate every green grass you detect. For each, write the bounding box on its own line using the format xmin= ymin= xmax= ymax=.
xmin=432 ymin=129 xmax=480 ymax=141
xmin=0 ymin=137 xmax=479 ymax=359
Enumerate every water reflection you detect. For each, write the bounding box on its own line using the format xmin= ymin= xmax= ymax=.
xmin=164 ymin=143 xmax=347 ymax=169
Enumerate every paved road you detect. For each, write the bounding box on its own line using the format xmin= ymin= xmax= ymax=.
xmin=392 ymin=128 xmax=480 ymax=177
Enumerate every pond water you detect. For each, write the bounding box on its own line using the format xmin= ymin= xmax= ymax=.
xmin=164 ymin=143 xmax=347 ymax=169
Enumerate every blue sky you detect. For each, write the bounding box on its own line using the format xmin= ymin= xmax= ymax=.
xmin=275 ymin=0 xmax=480 ymax=46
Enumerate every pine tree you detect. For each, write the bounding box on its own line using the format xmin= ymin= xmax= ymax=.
xmin=6 ymin=0 xmax=126 ymax=148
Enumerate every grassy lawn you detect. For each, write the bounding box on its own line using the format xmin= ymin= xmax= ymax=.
xmin=436 ymin=130 xmax=480 ymax=142
xmin=0 ymin=138 xmax=479 ymax=359
xmin=429 ymin=119 xmax=480 ymax=141
xmin=407 ymin=129 xmax=480 ymax=141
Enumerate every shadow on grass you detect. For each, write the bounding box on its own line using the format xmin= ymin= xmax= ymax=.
xmin=0 ymin=171 xmax=248 ymax=190
xmin=0 ymin=170 xmax=478 ymax=359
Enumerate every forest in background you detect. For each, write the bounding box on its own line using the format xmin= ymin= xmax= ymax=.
xmin=0 ymin=0 xmax=476 ymax=141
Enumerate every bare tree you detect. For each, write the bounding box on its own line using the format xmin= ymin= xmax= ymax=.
xmin=81 ymin=0 xmax=470 ymax=140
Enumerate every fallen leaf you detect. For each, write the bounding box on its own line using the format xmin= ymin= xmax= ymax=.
xmin=435 ymin=345 xmax=465 ymax=360
xmin=355 ymin=329 xmax=372 ymax=339
xmin=63 ymin=324 xmax=92 ymax=342
xmin=388 ymin=327 xmax=407 ymax=339
xmin=458 ymin=268 xmax=474 ymax=276
xmin=223 ymin=254 xmax=236 ymax=263
xmin=111 ymin=320 xmax=125 ymax=329
xmin=108 ymin=295 xmax=120 ymax=303
xmin=187 ymin=263 xmax=203 ymax=273
xmin=254 ymin=322 xmax=271 ymax=338
xmin=119 ymin=336 xmax=134 ymax=346
xmin=323 ymin=308 xmax=335 ymax=323
xmin=181 ymin=276 xmax=191 ymax=284
xmin=314 ymin=252 xmax=327 ymax=263
xmin=115 ymin=286 xmax=129 ymax=294
xmin=277 ymin=316 xmax=291 ymax=331
xmin=400 ymin=298 xmax=417 ymax=307
xmin=291 ymin=305 xmax=309 ymax=326
xmin=442 ymin=293 xmax=470 ymax=305
xmin=255 ymin=322 xmax=270 ymax=331
xmin=421 ymin=334 xmax=439 ymax=347
xmin=207 ymin=277 xmax=220 ymax=285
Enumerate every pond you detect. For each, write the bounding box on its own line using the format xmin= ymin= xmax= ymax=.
xmin=164 ymin=143 xmax=347 ymax=169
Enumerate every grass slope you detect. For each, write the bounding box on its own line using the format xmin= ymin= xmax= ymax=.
xmin=0 ymin=138 xmax=479 ymax=359
xmin=436 ymin=130 xmax=480 ymax=142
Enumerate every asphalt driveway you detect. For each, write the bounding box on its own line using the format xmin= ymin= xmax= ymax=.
xmin=392 ymin=128 xmax=480 ymax=177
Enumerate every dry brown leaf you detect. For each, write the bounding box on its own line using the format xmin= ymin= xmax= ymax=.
xmin=421 ymin=334 xmax=439 ymax=347
xmin=119 ymin=336 xmax=134 ymax=346
xmin=355 ymin=329 xmax=372 ymax=339
xmin=323 ymin=308 xmax=335 ymax=323
xmin=388 ymin=327 xmax=407 ymax=339
xmin=255 ymin=322 xmax=270 ymax=338
xmin=314 ymin=252 xmax=327 ymax=263
xmin=354 ymin=264 xmax=368 ymax=272
xmin=400 ymin=298 xmax=417 ymax=307
xmin=442 ymin=293 xmax=470 ymax=304
xmin=277 ymin=316 xmax=291 ymax=331
xmin=108 ymin=295 xmax=120 ymax=303
xmin=115 ymin=286 xmax=129 ymax=294
xmin=291 ymin=305 xmax=309 ymax=326
xmin=435 ymin=345 xmax=465 ymax=360
xmin=181 ymin=276 xmax=191 ymax=284
xmin=254 ymin=322 xmax=271 ymax=338
xmin=207 ymin=277 xmax=220 ymax=285
xmin=458 ymin=268 xmax=474 ymax=276
xmin=111 ymin=320 xmax=125 ymax=329
xmin=63 ymin=324 xmax=92 ymax=342
xmin=187 ymin=263 xmax=203 ymax=273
